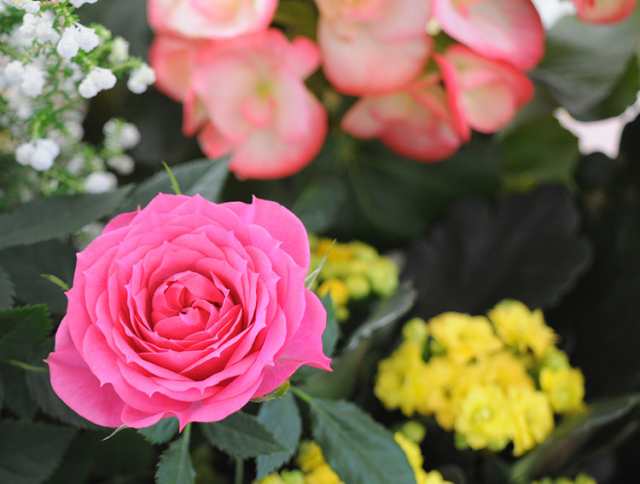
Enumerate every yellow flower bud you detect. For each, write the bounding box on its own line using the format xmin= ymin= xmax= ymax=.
xmin=400 ymin=420 xmax=427 ymax=444
xmin=317 ymin=279 xmax=349 ymax=307
xmin=368 ymin=258 xmax=399 ymax=297
xmin=540 ymin=367 xmax=586 ymax=414
xmin=345 ymin=274 xmax=370 ymax=299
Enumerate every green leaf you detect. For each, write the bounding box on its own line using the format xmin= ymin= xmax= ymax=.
xmin=139 ymin=418 xmax=179 ymax=445
xmin=26 ymin=371 xmax=98 ymax=429
xmin=124 ymin=158 xmax=229 ymax=211
xmin=0 ymin=240 xmax=75 ymax=314
xmin=321 ymin=296 xmax=340 ymax=357
xmin=0 ymin=420 xmax=76 ymax=484
xmin=0 ymin=305 xmax=52 ymax=364
xmin=292 ymin=177 xmax=348 ymax=233
xmin=0 ymin=363 xmax=37 ymax=419
xmin=347 ymin=139 xmax=500 ymax=239
xmin=256 ymin=394 xmax=302 ymax=478
xmin=300 ymin=283 xmax=415 ymax=400
xmin=0 ymin=265 xmax=14 ymax=310
xmin=345 ymin=282 xmax=416 ymax=351
xmin=306 ymin=398 xmax=416 ymax=484
xmin=0 ymin=188 xmax=131 ymax=251
xmin=201 ymin=411 xmax=286 ymax=459
xmin=534 ymin=10 xmax=640 ymax=118
xmin=155 ymin=427 xmax=196 ymax=484
xmin=407 ymin=186 xmax=592 ymax=318
xmin=500 ymin=115 xmax=579 ymax=191
xmin=511 ymin=394 xmax=640 ymax=483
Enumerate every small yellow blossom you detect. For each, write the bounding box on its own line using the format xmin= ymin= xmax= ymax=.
xmin=368 ymin=258 xmax=399 ymax=296
xmin=305 ymin=465 xmax=342 ymax=484
xmin=422 ymin=358 xmax=461 ymax=429
xmin=317 ymin=279 xmax=349 ymax=307
xmin=540 ymin=367 xmax=586 ymax=414
xmin=256 ymin=474 xmax=285 ymax=484
xmin=429 ymin=313 xmax=503 ymax=363
xmin=403 ymin=318 xmax=429 ymax=344
xmin=395 ymin=433 xmax=430 ymax=484
xmin=454 ymin=385 xmax=513 ymax=451
xmin=488 ymin=300 xmax=556 ymax=358
xmin=508 ymin=388 xmax=554 ymax=456
xmin=479 ymin=351 xmax=535 ymax=392
xmin=375 ymin=340 xmax=431 ymax=417
xmin=400 ymin=420 xmax=427 ymax=444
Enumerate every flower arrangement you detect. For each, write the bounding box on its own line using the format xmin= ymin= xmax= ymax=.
xmin=1 ymin=1 xmax=639 ymax=484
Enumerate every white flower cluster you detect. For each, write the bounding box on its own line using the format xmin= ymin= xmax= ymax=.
xmin=0 ymin=0 xmax=155 ymax=196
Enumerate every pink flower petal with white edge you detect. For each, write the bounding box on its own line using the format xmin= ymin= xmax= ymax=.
xmin=319 ymin=18 xmax=432 ymax=95
xmin=436 ymin=45 xmax=534 ymax=135
xmin=149 ymin=34 xmax=205 ymax=102
xmin=148 ymin=0 xmax=278 ymax=39
xmin=433 ymin=0 xmax=545 ymax=70
xmin=342 ymin=80 xmax=463 ymax=162
xmin=573 ymin=0 xmax=636 ymax=23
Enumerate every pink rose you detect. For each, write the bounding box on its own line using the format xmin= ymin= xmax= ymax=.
xmin=342 ymin=75 xmax=462 ymax=162
xmin=316 ymin=0 xmax=432 ymax=95
xmin=433 ymin=0 xmax=545 ymax=70
xmin=192 ymin=30 xmax=327 ymax=179
xmin=436 ymin=45 xmax=534 ymax=139
xmin=148 ymin=0 xmax=278 ymax=39
xmin=48 ymin=195 xmax=331 ymax=429
xmin=572 ymin=0 xmax=636 ymax=23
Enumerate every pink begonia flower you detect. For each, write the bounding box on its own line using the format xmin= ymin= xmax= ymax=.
xmin=316 ymin=0 xmax=432 ymax=95
xmin=432 ymin=0 xmax=545 ymax=70
xmin=342 ymin=76 xmax=462 ymax=161
xmin=148 ymin=0 xmax=278 ymax=39
xmin=572 ymin=0 xmax=636 ymax=23
xmin=149 ymin=35 xmax=211 ymax=136
xmin=48 ymin=195 xmax=331 ymax=429
xmin=435 ymin=45 xmax=534 ymax=140
xmin=191 ymin=30 xmax=327 ymax=179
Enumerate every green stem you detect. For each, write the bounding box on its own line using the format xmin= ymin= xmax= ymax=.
xmin=7 ymin=360 xmax=48 ymax=373
xmin=291 ymin=386 xmax=313 ymax=404
xmin=234 ymin=457 xmax=244 ymax=484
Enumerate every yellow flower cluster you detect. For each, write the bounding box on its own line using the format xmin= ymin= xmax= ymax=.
xmin=533 ymin=473 xmax=597 ymax=484
xmin=375 ymin=300 xmax=587 ymax=456
xmin=309 ymin=237 xmax=399 ymax=320
xmin=257 ymin=423 xmax=451 ymax=484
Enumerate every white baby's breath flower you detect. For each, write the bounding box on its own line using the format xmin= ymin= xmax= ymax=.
xmin=70 ymin=0 xmax=99 ymax=7
xmin=4 ymin=61 xmax=25 ymax=84
xmin=107 ymin=154 xmax=135 ymax=175
xmin=57 ymin=28 xmax=80 ymax=59
xmin=85 ymin=171 xmax=117 ymax=193
xmin=21 ymin=65 xmax=46 ymax=97
xmin=127 ymin=64 xmax=155 ymax=94
xmin=15 ymin=142 xmax=35 ymax=166
xmin=104 ymin=119 xmax=141 ymax=150
xmin=109 ymin=37 xmax=130 ymax=64
xmin=30 ymin=139 xmax=60 ymax=171
xmin=79 ymin=67 xmax=116 ymax=98
xmin=75 ymin=24 xmax=100 ymax=53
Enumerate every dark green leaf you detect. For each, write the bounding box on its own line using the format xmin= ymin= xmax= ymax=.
xmin=0 ymin=363 xmax=38 ymax=419
xmin=124 ymin=158 xmax=229 ymax=211
xmin=201 ymin=411 xmax=286 ymax=459
xmin=292 ymin=177 xmax=348 ymax=233
xmin=0 ymin=420 xmax=76 ymax=484
xmin=45 ymin=433 xmax=98 ymax=484
xmin=0 ymin=240 xmax=75 ymax=314
xmin=93 ymin=429 xmax=155 ymax=479
xmin=139 ymin=418 xmax=179 ymax=445
xmin=256 ymin=394 xmax=302 ymax=478
xmin=0 ymin=266 xmax=14 ymax=310
xmin=347 ymin=139 xmax=500 ymax=239
xmin=26 ymin=371 xmax=98 ymax=429
xmin=534 ymin=11 xmax=640 ymax=118
xmin=407 ymin=186 xmax=592 ymax=318
xmin=500 ymin=115 xmax=579 ymax=191
xmin=511 ymin=394 xmax=640 ymax=483
xmin=155 ymin=429 xmax=195 ymax=484
xmin=0 ymin=305 xmax=52 ymax=364
xmin=0 ymin=189 xmax=131 ymax=251
xmin=307 ymin=398 xmax=416 ymax=484
xmin=321 ymin=296 xmax=340 ymax=357
xmin=346 ymin=282 xmax=416 ymax=351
